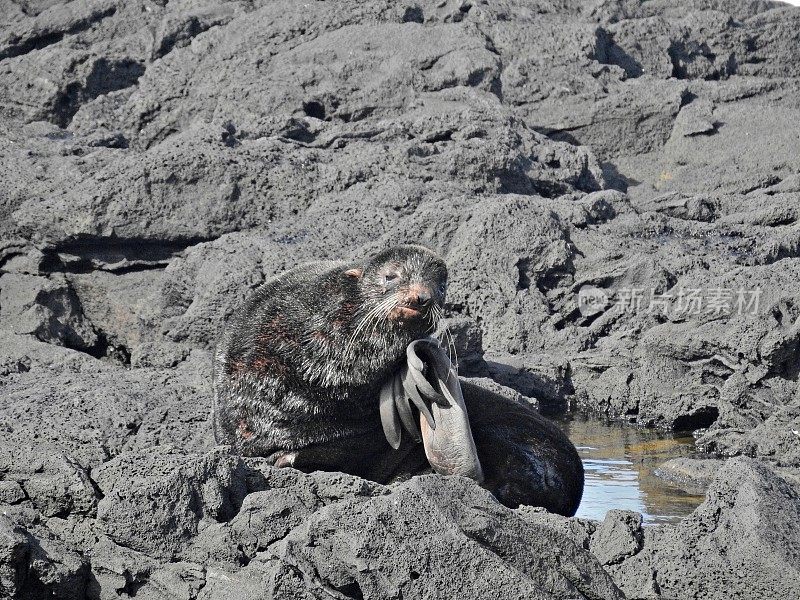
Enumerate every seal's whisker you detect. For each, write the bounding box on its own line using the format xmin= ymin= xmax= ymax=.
xmin=425 ymin=301 xmax=440 ymax=332
xmin=432 ymin=304 xmax=444 ymax=337
xmin=346 ymin=294 xmax=396 ymax=358
xmin=352 ymin=294 xmax=391 ymax=339
xmin=345 ymin=306 xmax=375 ymax=358
xmin=359 ymin=295 xmax=397 ymax=358
xmin=428 ymin=303 xmax=456 ymax=375
xmin=433 ymin=303 xmax=443 ymax=326
xmin=368 ymin=294 xmax=397 ymax=348
xmin=347 ymin=305 xmax=380 ymax=357
xmin=441 ymin=321 xmax=458 ymax=376
xmin=364 ymin=296 xmax=394 ymax=337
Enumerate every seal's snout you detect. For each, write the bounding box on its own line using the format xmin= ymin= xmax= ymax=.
xmin=390 ymin=284 xmax=434 ymax=321
xmin=407 ymin=284 xmax=432 ymax=308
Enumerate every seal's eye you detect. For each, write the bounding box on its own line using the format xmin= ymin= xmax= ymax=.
xmin=382 ymin=272 xmax=402 ymax=290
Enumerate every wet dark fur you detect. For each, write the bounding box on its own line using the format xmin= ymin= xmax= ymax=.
xmin=462 ymin=382 xmax=584 ymax=516
xmin=213 ymin=244 xmax=584 ymax=516
xmin=212 ymin=245 xmax=445 ymax=480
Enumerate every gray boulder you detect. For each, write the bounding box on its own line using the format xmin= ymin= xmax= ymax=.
xmin=609 ymin=457 xmax=800 ymax=599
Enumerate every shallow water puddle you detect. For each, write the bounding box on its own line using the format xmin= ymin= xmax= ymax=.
xmin=553 ymin=413 xmax=706 ymax=524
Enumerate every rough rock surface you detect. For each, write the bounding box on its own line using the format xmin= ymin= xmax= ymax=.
xmin=607 ymin=457 xmax=800 ymax=599
xmin=3 ymin=0 xmax=800 ymax=598
xmin=653 ymin=457 xmax=725 ymax=495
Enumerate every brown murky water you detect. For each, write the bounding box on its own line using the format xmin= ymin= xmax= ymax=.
xmin=553 ymin=412 xmax=707 ymax=524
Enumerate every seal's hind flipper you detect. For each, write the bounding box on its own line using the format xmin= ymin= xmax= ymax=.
xmin=379 ymin=374 xmax=403 ymax=450
xmin=418 ymin=343 xmax=483 ymax=483
xmin=413 ymin=339 xmax=458 ymax=403
xmin=378 ymin=340 xmax=445 ymax=446
xmin=377 ymin=338 xmax=484 ymax=484
xmin=402 ymin=364 xmax=437 ymax=431
xmin=395 ymin=366 xmax=422 ymax=441
xmin=406 ymin=341 xmax=448 ymax=407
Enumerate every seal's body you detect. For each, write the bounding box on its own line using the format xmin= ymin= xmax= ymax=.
xmin=213 ymin=245 xmax=584 ymax=516
xmin=212 ymin=246 xmax=444 ymax=480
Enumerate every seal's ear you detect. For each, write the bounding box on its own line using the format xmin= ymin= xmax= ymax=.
xmin=344 ymin=268 xmax=363 ymax=279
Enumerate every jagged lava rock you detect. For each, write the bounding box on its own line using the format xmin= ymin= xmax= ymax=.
xmin=2 ymin=0 xmax=800 ymax=597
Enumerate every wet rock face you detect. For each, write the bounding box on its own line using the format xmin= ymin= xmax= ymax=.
xmin=607 ymin=457 xmax=800 ymax=599
xmin=520 ymin=457 xmax=800 ymax=599
xmin=62 ymin=448 xmax=627 ymax=600
xmin=3 ymin=0 xmax=800 ymax=597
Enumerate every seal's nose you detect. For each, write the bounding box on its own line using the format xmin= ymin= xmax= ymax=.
xmin=408 ymin=284 xmax=432 ymax=308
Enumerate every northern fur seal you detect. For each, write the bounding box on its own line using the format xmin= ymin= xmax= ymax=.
xmin=212 ymin=244 xmax=583 ymax=516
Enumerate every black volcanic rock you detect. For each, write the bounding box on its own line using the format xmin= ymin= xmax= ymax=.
xmin=89 ymin=448 xmax=625 ymax=600
xmin=3 ymin=0 xmax=800 ymax=597
xmin=607 ymin=457 xmax=800 ymax=599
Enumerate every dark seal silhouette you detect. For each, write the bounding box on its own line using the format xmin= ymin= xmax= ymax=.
xmin=213 ymin=244 xmax=583 ymax=516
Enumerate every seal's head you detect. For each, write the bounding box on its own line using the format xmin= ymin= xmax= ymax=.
xmin=346 ymin=244 xmax=447 ymax=335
